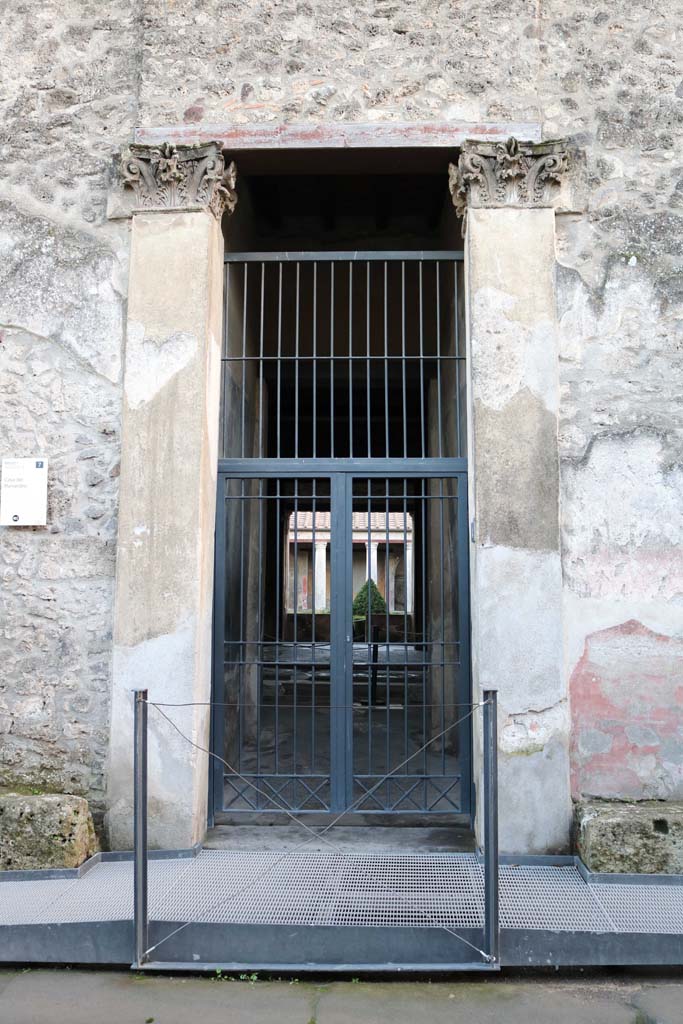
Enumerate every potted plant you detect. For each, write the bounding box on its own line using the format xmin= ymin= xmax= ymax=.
xmin=352 ymin=579 xmax=387 ymax=641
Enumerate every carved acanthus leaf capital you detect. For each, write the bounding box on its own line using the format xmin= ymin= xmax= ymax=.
xmin=119 ymin=142 xmax=237 ymax=218
xmin=448 ymin=137 xmax=569 ymax=223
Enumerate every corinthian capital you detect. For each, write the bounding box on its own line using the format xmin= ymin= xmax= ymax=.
xmin=119 ymin=142 xmax=237 ymax=218
xmin=449 ymin=137 xmax=569 ymax=221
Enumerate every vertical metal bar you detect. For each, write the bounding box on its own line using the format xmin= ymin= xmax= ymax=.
xmin=343 ymin=473 xmax=354 ymax=808
xmin=439 ymin=477 xmax=445 ymax=773
xmin=348 ymin=261 xmax=353 ymax=458
xmin=418 ymin=262 xmax=425 ymax=460
xmin=483 ymin=689 xmax=500 ymax=965
xmin=311 ymin=480 xmax=317 ymax=772
xmin=330 ymin=263 xmax=335 ymax=457
xmin=366 ymin=479 xmax=373 ymax=773
xmin=366 ymin=262 xmax=371 ymax=459
xmin=256 ymin=478 xmax=263 ymax=779
xmin=240 ymin=263 xmax=248 ymax=458
xmin=133 ymin=688 xmax=148 ymax=967
xmin=456 ymin=475 xmax=472 ymax=813
xmin=221 ymin=263 xmax=229 ymax=457
xmin=420 ymin=478 xmax=427 ymax=777
xmin=365 ymin=481 xmax=373 ymax=767
xmin=295 ymin=262 xmax=300 ymax=458
xmin=401 ymin=261 xmax=407 ymax=459
xmin=402 ymin=480 xmax=408 ymax=765
xmin=274 ymin=480 xmax=281 ymax=776
xmin=435 ymin=263 xmax=443 ymax=458
xmin=370 ymin=624 xmax=379 ymax=708
xmin=238 ymin=478 xmax=245 ymax=774
xmin=293 ymin=480 xmax=299 ymax=782
xmin=313 ymin=262 xmax=318 ymax=460
xmin=384 ymin=479 xmax=390 ymax=771
xmin=276 ymin=263 xmax=283 ymax=458
xmin=454 ymin=261 xmax=462 ymax=459
xmin=383 ymin=261 xmax=389 ymax=457
xmin=330 ymin=473 xmax=350 ymax=810
xmin=258 ymin=262 xmax=265 ymax=458
xmin=369 ymin=485 xmax=379 ymax=723
xmin=212 ymin=476 xmax=227 ymax=813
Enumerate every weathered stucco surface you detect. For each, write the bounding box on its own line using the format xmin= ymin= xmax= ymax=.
xmin=1 ymin=2 xmax=682 ymax=851
xmin=106 ymin=209 xmax=223 ymax=850
xmin=570 ymin=622 xmax=683 ymax=800
xmin=467 ymin=207 xmax=569 ymax=853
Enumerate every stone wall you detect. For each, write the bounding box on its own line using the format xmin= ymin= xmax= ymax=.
xmin=1 ymin=1 xmax=682 ymax=840
xmin=0 ymin=1 xmax=139 ymax=823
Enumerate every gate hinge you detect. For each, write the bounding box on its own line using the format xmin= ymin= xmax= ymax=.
xmin=470 ymin=519 xmax=475 ymax=543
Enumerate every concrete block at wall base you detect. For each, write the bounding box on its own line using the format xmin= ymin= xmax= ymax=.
xmin=574 ymin=799 xmax=683 ymax=874
xmin=0 ymin=793 xmax=99 ymax=871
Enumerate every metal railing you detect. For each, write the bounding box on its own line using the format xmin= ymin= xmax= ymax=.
xmin=482 ymin=687 xmax=499 ymax=963
xmin=133 ymin=689 xmax=148 ymax=968
xmin=131 ymin=687 xmax=499 ymax=970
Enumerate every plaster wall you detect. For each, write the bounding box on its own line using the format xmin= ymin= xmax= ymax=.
xmin=466 ymin=207 xmax=569 ymax=853
xmin=106 ymin=209 xmax=224 ymax=849
xmin=1 ymin=1 xmax=681 ymax=850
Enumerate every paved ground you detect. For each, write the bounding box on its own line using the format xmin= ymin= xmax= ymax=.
xmin=0 ymin=968 xmax=681 ymax=1024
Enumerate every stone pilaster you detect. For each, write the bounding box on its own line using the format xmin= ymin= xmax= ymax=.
xmin=450 ymin=138 xmax=572 ymax=854
xmin=106 ymin=143 xmax=236 ymax=849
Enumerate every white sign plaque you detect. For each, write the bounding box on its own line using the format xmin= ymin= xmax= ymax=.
xmin=0 ymin=458 xmax=48 ymax=526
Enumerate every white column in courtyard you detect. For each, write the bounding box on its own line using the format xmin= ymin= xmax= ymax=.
xmin=450 ymin=137 xmax=572 ymax=854
xmin=405 ymin=540 xmax=414 ymax=615
xmin=366 ymin=541 xmax=379 ymax=583
xmin=106 ymin=143 xmax=237 ymax=849
xmin=314 ymin=541 xmax=328 ymax=611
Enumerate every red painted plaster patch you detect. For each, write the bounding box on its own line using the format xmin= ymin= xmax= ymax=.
xmin=570 ymin=620 xmax=683 ymax=800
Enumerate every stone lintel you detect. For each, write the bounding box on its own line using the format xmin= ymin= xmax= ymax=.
xmin=134 ymin=120 xmax=543 ymax=149
xmin=112 ymin=141 xmax=237 ymax=220
xmin=448 ymin=136 xmax=570 ymax=222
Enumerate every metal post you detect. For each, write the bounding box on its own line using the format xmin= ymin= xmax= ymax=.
xmin=370 ymin=624 xmax=379 ymax=706
xmin=133 ymin=688 xmax=149 ymax=967
xmin=482 ymin=689 xmax=499 ymax=964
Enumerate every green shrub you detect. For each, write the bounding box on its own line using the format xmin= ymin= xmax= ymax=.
xmin=352 ymin=578 xmax=387 ymax=618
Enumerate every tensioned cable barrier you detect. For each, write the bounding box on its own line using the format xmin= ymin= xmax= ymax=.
xmin=140 ymin=697 xmax=493 ymax=964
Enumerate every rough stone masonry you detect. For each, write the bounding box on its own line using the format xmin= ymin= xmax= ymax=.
xmin=0 ymin=2 xmax=682 ymax=852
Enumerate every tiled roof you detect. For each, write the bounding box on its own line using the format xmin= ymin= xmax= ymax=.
xmin=288 ymin=511 xmax=412 ymax=533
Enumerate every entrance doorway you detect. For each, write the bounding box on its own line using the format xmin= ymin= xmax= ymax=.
xmin=212 ymin=245 xmax=470 ymax=823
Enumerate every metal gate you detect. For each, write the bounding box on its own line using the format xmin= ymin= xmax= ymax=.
xmin=211 ymin=252 xmax=470 ymax=821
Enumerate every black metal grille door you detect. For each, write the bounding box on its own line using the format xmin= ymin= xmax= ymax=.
xmin=212 ymin=253 xmax=470 ymax=820
xmin=350 ymin=476 xmax=470 ymax=814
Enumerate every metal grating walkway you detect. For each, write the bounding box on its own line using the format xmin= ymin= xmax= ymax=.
xmin=2 ymin=850 xmax=683 ymax=936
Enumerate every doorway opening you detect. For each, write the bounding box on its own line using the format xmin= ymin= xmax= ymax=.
xmin=211 ymin=165 xmax=470 ymax=831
